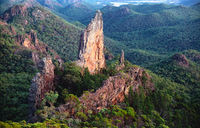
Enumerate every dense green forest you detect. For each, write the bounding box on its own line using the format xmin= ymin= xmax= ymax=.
xmin=0 ymin=27 xmax=37 ymax=121
xmin=0 ymin=1 xmax=200 ymax=128
xmin=1 ymin=60 xmax=199 ymax=127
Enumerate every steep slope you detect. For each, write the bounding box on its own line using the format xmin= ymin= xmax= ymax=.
xmin=0 ymin=20 xmax=60 ymax=121
xmin=1 ymin=4 xmax=82 ymax=61
xmin=148 ymin=51 xmax=200 ymax=127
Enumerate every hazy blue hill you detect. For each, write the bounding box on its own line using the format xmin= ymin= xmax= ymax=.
xmin=124 ymin=4 xmax=173 ymax=14
xmin=102 ymin=4 xmax=200 ymax=32
xmin=36 ymin=0 xmax=63 ymax=10
xmin=179 ymin=0 xmax=200 ymax=6
xmin=191 ymin=2 xmax=200 ymax=11
xmin=96 ymin=4 xmax=200 ymax=66
xmin=59 ymin=2 xmax=94 ymax=22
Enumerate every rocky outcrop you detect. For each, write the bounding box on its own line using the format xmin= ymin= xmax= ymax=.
xmin=76 ymin=10 xmax=106 ymax=74
xmin=21 ymin=30 xmax=39 ymax=49
xmin=58 ymin=67 xmax=154 ymax=114
xmin=29 ymin=57 xmax=55 ymax=118
xmin=105 ymin=48 xmax=114 ymax=60
xmin=116 ymin=50 xmax=125 ymax=70
xmin=118 ymin=7 xmax=131 ymax=16
xmin=0 ymin=15 xmax=62 ymax=121
xmin=172 ymin=54 xmax=189 ymax=67
xmin=1 ymin=5 xmax=28 ymax=22
xmin=120 ymin=50 xmax=125 ymax=66
xmin=15 ymin=29 xmax=63 ymax=65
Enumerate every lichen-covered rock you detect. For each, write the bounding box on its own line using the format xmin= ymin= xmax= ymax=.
xmin=76 ymin=10 xmax=106 ymax=74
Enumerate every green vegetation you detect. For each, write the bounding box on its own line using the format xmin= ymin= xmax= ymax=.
xmin=6 ymin=5 xmax=82 ymax=61
xmin=55 ymin=62 xmax=108 ymax=98
xmin=0 ymin=30 xmax=37 ymax=121
xmin=0 ymin=2 xmax=200 ymax=128
xmin=58 ymin=2 xmax=94 ymax=22
xmin=148 ymin=51 xmax=200 ymax=128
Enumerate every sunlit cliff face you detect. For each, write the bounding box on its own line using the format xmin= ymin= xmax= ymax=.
xmin=76 ymin=10 xmax=106 ymax=74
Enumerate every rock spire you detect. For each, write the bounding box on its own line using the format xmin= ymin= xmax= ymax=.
xmin=77 ymin=10 xmax=106 ymax=74
xmin=120 ymin=50 xmax=125 ymax=67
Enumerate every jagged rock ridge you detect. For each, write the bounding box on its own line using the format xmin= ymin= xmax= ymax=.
xmin=76 ymin=10 xmax=106 ymax=74
xmin=58 ymin=66 xmax=154 ymax=114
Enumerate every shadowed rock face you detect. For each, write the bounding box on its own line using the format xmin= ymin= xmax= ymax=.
xmin=76 ymin=10 xmax=106 ymax=74
xmin=29 ymin=57 xmax=55 ymax=118
xmin=58 ymin=67 xmax=154 ymax=114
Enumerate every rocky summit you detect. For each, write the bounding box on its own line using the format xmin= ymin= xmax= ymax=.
xmin=76 ymin=10 xmax=106 ymax=74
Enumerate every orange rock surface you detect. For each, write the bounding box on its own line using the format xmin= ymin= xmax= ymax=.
xmin=76 ymin=10 xmax=106 ymax=74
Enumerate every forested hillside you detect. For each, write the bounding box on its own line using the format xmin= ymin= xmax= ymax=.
xmin=100 ymin=4 xmax=200 ymax=66
xmin=1 ymin=4 xmax=82 ymax=61
xmin=0 ymin=22 xmax=37 ymax=121
xmin=0 ymin=1 xmax=200 ymax=128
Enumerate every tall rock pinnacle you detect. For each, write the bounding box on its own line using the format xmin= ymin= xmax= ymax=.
xmin=77 ymin=10 xmax=106 ymax=74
